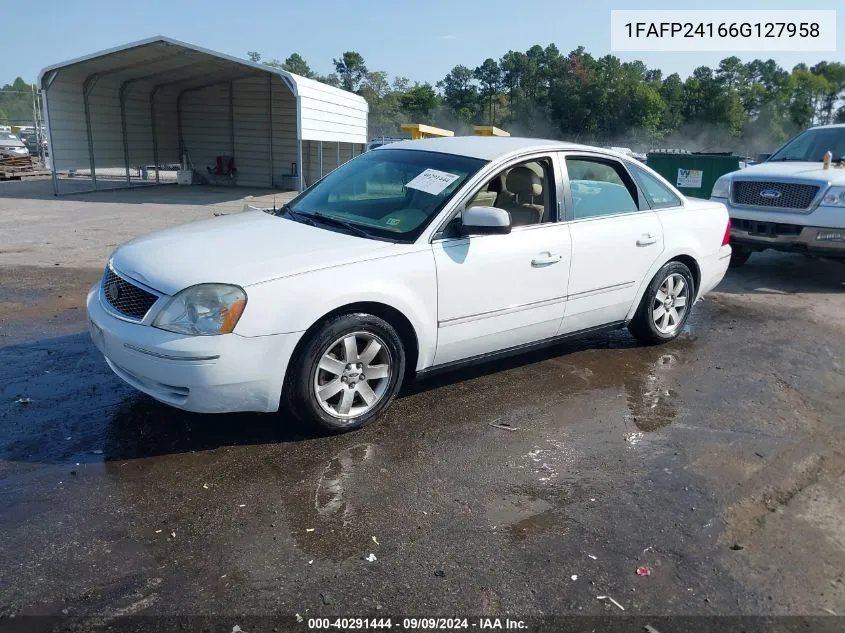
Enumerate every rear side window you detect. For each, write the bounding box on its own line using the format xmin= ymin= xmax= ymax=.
xmin=628 ymin=163 xmax=682 ymax=209
xmin=566 ymin=157 xmax=640 ymax=220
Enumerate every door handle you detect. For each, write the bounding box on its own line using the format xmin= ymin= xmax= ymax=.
xmin=636 ymin=234 xmax=658 ymax=246
xmin=531 ymin=252 xmax=563 ymax=266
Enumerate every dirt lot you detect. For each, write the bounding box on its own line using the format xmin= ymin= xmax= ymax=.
xmin=1 ymin=181 xmax=844 ymax=631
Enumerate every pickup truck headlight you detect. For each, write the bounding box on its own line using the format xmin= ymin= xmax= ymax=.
xmin=711 ymin=176 xmax=731 ymax=199
xmin=153 ymin=284 xmax=247 ymax=335
xmin=820 ymin=186 xmax=845 ymax=207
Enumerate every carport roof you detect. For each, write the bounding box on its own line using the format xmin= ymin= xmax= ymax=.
xmin=38 ymin=35 xmax=368 ymax=139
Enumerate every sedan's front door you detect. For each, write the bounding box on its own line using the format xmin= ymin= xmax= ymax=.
xmin=431 ymin=156 xmax=572 ymax=366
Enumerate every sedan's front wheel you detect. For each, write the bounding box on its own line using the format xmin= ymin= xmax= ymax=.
xmin=629 ymin=261 xmax=695 ymax=345
xmin=285 ymin=313 xmax=406 ymax=432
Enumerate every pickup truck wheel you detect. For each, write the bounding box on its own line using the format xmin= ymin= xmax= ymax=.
xmin=729 ymin=246 xmax=752 ymax=268
xmin=629 ymin=262 xmax=695 ymax=345
xmin=286 ymin=313 xmax=405 ymax=432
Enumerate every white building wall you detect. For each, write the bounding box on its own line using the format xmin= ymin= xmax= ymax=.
xmin=44 ymin=69 xmax=89 ymax=171
xmin=180 ymin=83 xmax=232 ymax=178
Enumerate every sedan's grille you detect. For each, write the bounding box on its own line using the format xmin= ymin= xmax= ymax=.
xmin=101 ymin=268 xmax=158 ymax=320
xmin=732 ymin=181 xmax=819 ymax=210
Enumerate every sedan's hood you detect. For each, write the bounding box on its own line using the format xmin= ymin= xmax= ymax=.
xmin=111 ymin=211 xmax=395 ymax=295
xmin=735 ymin=161 xmax=845 ymax=184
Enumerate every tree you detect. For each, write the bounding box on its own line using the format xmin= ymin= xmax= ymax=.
xmin=247 ymin=51 xmax=261 ymax=63
xmin=333 ymin=51 xmax=368 ymax=92
xmin=283 ymin=53 xmax=314 ymax=78
xmin=437 ymin=65 xmax=478 ymax=122
xmin=473 ymin=58 xmax=502 ymax=124
xmin=399 ymin=83 xmax=439 ymax=120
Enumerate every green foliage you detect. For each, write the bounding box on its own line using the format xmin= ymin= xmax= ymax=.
xmin=243 ymin=48 xmax=844 ymax=150
xmin=0 ymin=78 xmax=36 ymax=126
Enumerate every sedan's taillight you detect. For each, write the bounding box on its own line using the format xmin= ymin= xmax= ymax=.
xmin=722 ymin=218 xmax=732 ymax=246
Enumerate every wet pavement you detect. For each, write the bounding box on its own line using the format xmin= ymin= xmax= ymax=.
xmin=1 ymin=253 xmax=845 ymax=628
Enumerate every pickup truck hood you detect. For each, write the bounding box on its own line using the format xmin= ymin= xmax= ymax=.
xmin=111 ymin=211 xmax=395 ymax=295
xmin=735 ymin=161 xmax=845 ymax=184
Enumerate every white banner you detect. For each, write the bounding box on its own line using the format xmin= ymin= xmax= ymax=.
xmin=611 ymin=10 xmax=836 ymax=52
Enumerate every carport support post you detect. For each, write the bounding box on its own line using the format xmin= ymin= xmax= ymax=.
xmin=82 ymin=75 xmax=99 ymax=189
xmin=319 ymin=141 xmax=323 ymax=179
xmin=337 ymin=142 xmax=340 ymax=169
xmin=267 ymin=74 xmax=274 ymax=187
xmin=119 ymin=83 xmax=131 ymax=185
xmin=149 ymin=88 xmax=160 ymax=184
xmin=41 ymin=71 xmax=60 ymax=196
xmin=229 ymin=82 xmax=235 ymax=158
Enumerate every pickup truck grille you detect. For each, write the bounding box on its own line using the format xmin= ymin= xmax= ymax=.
xmin=101 ymin=268 xmax=158 ymax=320
xmin=732 ymin=181 xmax=819 ymax=210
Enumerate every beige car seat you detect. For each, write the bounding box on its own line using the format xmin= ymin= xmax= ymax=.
xmin=497 ymin=166 xmax=545 ymax=226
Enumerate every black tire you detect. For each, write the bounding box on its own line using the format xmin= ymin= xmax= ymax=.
xmin=628 ymin=261 xmax=696 ymax=345
xmin=284 ymin=313 xmax=406 ymax=432
xmin=729 ymin=246 xmax=752 ymax=268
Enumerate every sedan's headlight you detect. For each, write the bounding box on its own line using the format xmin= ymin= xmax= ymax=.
xmin=820 ymin=186 xmax=845 ymax=207
xmin=153 ymin=284 xmax=247 ymax=335
xmin=711 ymin=176 xmax=731 ymax=199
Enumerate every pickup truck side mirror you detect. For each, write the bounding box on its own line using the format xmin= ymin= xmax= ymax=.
xmin=461 ymin=206 xmax=511 ymax=236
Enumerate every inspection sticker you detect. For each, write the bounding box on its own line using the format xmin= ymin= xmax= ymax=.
xmin=677 ymin=168 xmax=703 ymax=188
xmin=405 ymin=169 xmax=460 ymax=195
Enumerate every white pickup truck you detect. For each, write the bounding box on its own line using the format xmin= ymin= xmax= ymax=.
xmin=711 ymin=123 xmax=845 ymax=266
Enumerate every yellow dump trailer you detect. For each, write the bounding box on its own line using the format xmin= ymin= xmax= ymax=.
xmin=473 ymin=126 xmax=510 ymax=137
xmin=400 ymin=123 xmax=454 ymax=140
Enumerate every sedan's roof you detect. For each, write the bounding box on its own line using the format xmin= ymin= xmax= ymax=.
xmin=377 ymin=136 xmax=597 ymax=161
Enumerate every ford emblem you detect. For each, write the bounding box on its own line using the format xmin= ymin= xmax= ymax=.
xmin=759 ymin=188 xmax=782 ymax=199
xmin=106 ymin=280 xmax=121 ymax=303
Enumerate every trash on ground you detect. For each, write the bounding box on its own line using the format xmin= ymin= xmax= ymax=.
xmin=587 ymin=554 xmax=597 ymax=560
xmin=306 ymin=528 xmax=315 ymax=532
xmin=170 ymin=531 xmax=176 ymax=538
xmin=636 ymin=567 xmax=652 ymax=576
xmin=434 ymin=570 xmax=445 ymax=577
xmin=231 ymin=626 xmax=243 ymax=633
xmin=15 ymin=397 xmax=32 ymax=405
xmin=295 ymin=614 xmax=304 ymax=623
xmin=238 ymin=504 xmax=246 ymax=508
xmin=571 ymin=575 xmax=578 ymax=581
xmin=643 ymin=546 xmax=654 ymax=554
xmin=308 ymin=560 xmax=313 ymax=565
xmin=489 ymin=421 xmax=519 ymax=431
xmin=202 ymin=483 xmax=209 ymax=489
xmin=155 ymin=529 xmax=162 ymax=534
xmin=365 ymin=553 xmax=377 ymax=562
xmin=597 ymin=595 xmax=625 ymax=611
xmin=372 ymin=536 xmax=379 ymax=545
xmin=625 ymin=432 xmax=644 ymax=445
xmin=644 ymin=624 xmax=661 ymax=633
xmin=729 ymin=543 xmax=744 ymax=551
xmin=320 ymin=592 xmax=331 ymax=605
xmin=823 ymin=608 xmax=837 ymax=616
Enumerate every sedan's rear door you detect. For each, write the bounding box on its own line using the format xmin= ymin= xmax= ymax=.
xmin=560 ymin=153 xmax=664 ymax=333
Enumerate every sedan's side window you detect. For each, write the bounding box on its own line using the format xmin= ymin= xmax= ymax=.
xmin=466 ymin=158 xmax=555 ymax=227
xmin=627 ymin=163 xmax=682 ymax=209
xmin=566 ymin=157 xmax=640 ymax=220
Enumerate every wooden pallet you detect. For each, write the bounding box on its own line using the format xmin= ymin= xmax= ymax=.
xmin=0 ymin=169 xmax=51 ymax=181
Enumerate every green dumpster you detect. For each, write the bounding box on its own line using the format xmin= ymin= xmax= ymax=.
xmin=646 ymin=151 xmax=741 ymax=198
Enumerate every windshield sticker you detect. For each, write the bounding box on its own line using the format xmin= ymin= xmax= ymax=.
xmin=385 ymin=217 xmax=401 ymax=226
xmin=405 ymin=169 xmax=461 ymax=196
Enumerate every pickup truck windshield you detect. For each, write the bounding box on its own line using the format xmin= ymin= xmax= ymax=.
xmin=287 ymin=149 xmax=486 ymax=242
xmin=768 ymin=127 xmax=845 ymax=162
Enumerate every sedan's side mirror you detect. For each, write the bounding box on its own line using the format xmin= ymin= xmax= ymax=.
xmin=461 ymin=206 xmax=511 ymax=235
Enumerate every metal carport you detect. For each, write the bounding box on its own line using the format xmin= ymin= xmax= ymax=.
xmin=38 ymin=36 xmax=368 ymax=195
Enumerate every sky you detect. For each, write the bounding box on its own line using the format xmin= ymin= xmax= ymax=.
xmin=2 ymin=0 xmax=842 ymax=86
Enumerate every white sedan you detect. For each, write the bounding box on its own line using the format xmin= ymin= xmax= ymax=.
xmin=87 ymin=137 xmax=732 ymax=431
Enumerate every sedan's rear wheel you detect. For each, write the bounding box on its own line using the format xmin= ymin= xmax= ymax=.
xmin=629 ymin=261 xmax=695 ymax=345
xmin=285 ymin=313 xmax=405 ymax=432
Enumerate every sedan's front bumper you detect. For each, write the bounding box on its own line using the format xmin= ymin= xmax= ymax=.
xmin=86 ymin=286 xmax=303 ymax=413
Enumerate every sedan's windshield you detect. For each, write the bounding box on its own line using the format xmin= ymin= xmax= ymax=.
xmin=286 ymin=149 xmax=486 ymax=242
xmin=768 ymin=127 xmax=845 ymax=162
